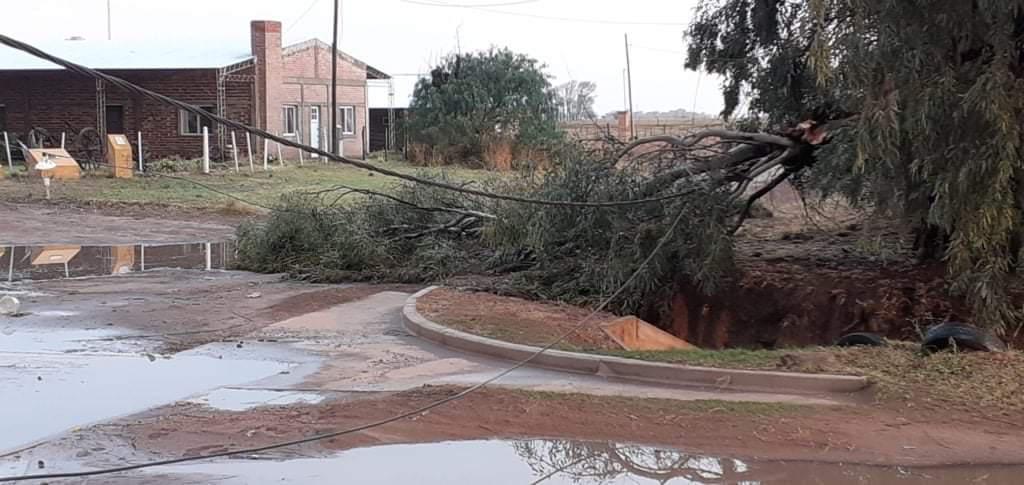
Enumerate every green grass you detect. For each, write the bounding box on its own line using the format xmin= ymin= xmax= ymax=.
xmin=597 ymin=348 xmax=791 ymax=369
xmin=0 ymin=160 xmax=491 ymax=211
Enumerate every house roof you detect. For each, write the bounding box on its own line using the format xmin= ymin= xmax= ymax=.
xmin=282 ymin=39 xmax=390 ymax=80
xmin=0 ymin=37 xmax=389 ymax=79
xmin=0 ymin=39 xmax=254 ymax=70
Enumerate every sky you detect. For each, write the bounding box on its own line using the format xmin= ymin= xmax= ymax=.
xmin=4 ymin=0 xmax=725 ymax=115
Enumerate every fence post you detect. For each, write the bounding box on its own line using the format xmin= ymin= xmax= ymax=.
xmin=246 ymin=132 xmax=254 ymax=173
xmin=231 ymin=131 xmax=239 ymax=173
xmin=3 ymin=132 xmax=11 ymax=170
xmin=263 ymin=138 xmax=269 ymax=171
xmin=202 ymin=126 xmax=210 ymax=174
xmin=137 ymin=131 xmax=144 ymax=172
xmin=60 ymin=132 xmax=66 ymax=150
xmin=299 ymin=146 xmax=304 ymax=166
xmin=277 ymin=136 xmax=284 ymax=167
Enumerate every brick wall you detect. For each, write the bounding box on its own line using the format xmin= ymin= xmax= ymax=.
xmin=0 ymin=69 xmax=254 ymax=161
xmin=278 ymin=40 xmax=368 ymax=159
xmin=0 ymin=18 xmax=375 ymax=164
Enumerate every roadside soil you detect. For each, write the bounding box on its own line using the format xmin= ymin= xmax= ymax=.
xmin=0 ymin=202 xmax=248 ymax=245
xmin=66 ymin=386 xmax=1024 ymax=468
xmin=417 ymin=287 xmax=621 ymax=351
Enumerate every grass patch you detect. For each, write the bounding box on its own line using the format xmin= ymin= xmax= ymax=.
xmin=597 ymin=348 xmax=790 ymax=369
xmin=0 ymin=162 xmax=490 ymax=211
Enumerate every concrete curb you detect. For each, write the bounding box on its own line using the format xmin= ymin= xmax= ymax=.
xmin=403 ymin=286 xmax=871 ymax=396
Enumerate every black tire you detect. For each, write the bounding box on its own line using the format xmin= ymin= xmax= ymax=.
xmin=835 ymin=332 xmax=886 ymax=347
xmin=922 ymin=322 xmax=1006 ymax=353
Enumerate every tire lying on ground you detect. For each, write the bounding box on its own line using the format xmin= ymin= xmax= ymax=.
xmin=921 ymin=322 xmax=1007 ymax=353
xmin=835 ymin=332 xmax=886 ymax=347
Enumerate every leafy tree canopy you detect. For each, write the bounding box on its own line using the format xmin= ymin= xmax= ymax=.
xmin=407 ymin=48 xmax=561 ymax=161
xmin=686 ymin=0 xmax=1024 ymax=331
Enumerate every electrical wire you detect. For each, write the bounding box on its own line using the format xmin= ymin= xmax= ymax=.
xmin=0 ymin=33 xmax=698 ymax=209
xmin=402 ymin=0 xmax=541 ymax=7
xmin=400 ymin=0 xmax=686 ymax=26
xmin=284 ymin=0 xmax=323 ymax=34
xmin=0 ymin=196 xmax=691 ymax=483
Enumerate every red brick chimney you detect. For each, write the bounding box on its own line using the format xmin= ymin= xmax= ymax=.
xmin=251 ymin=20 xmax=283 ymax=138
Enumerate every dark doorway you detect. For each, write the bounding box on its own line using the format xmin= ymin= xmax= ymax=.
xmin=105 ymin=105 xmax=124 ymax=134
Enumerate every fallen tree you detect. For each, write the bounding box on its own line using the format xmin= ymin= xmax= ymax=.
xmin=237 ymin=120 xmax=837 ymax=318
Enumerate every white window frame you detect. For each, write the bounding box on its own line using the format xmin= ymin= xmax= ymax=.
xmin=179 ymin=106 xmax=215 ymax=136
xmin=282 ymin=105 xmax=299 ymax=136
xmin=338 ymin=106 xmax=355 ymax=135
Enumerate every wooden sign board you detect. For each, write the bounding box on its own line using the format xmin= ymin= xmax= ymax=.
xmin=25 ymin=149 xmax=81 ymax=180
xmin=106 ymin=134 xmax=134 ymax=179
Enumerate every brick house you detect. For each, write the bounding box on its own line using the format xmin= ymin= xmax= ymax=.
xmin=0 ymin=20 xmax=388 ymax=162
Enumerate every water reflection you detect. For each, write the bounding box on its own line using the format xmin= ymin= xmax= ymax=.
xmin=145 ymin=439 xmax=1021 ymax=484
xmin=514 ymin=440 xmax=751 ymax=484
xmin=3 ymin=241 xmax=235 ymax=282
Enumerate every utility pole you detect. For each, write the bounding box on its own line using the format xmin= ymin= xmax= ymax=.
xmin=106 ymin=0 xmax=112 ymax=40
xmin=624 ymin=33 xmax=635 ymax=140
xmin=330 ymin=0 xmax=339 ymax=155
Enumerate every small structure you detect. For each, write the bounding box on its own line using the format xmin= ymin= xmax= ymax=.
xmin=106 ymin=134 xmax=133 ymax=178
xmin=601 ymin=316 xmax=696 ymax=351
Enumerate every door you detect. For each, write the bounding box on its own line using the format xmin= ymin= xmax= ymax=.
xmin=309 ymin=106 xmax=320 ymax=158
xmin=105 ymin=105 xmax=124 ymax=134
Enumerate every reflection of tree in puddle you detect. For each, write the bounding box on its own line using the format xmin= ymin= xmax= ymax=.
xmin=512 ymin=440 xmax=755 ymax=484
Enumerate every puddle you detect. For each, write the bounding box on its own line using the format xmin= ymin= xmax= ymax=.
xmin=190 ymin=388 xmax=325 ymax=411
xmin=0 ymin=327 xmax=137 ymax=354
xmin=0 ymin=345 xmax=291 ymax=453
xmin=151 ymin=439 xmax=1023 ymax=484
xmin=1 ymin=241 xmax=235 ymax=282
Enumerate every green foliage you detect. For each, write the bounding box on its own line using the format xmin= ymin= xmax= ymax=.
xmin=236 ymin=152 xmax=737 ymax=317
xmin=406 ymin=48 xmax=562 ymax=162
xmin=688 ymin=0 xmax=1024 ymax=332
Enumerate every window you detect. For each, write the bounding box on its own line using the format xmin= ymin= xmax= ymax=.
xmin=282 ymin=105 xmax=298 ymax=135
xmin=179 ymin=106 xmax=215 ymax=135
xmin=338 ymin=106 xmax=355 ymax=135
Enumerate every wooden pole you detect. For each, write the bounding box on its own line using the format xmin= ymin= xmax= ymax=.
xmin=60 ymin=132 xmax=66 ymax=149
xmin=231 ymin=131 xmax=239 ymax=172
xmin=246 ymin=132 xmax=254 ymax=173
xmin=624 ymin=33 xmax=636 ymax=141
xmin=330 ymin=0 xmax=339 ymax=155
xmin=202 ymin=126 xmax=210 ymax=174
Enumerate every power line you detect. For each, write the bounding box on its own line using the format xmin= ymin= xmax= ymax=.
xmin=284 ymin=0 xmax=323 ymax=34
xmin=400 ymin=0 xmax=687 ymax=26
xmin=0 ymin=193 xmax=692 ymax=483
xmin=402 ymin=0 xmax=541 ymax=7
xmin=0 ymin=33 xmax=700 ymax=208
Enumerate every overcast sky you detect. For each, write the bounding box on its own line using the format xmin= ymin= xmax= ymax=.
xmin=6 ymin=0 xmax=725 ymax=115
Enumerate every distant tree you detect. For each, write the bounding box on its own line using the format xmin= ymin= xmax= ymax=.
xmin=553 ymin=81 xmax=597 ymax=121
xmin=407 ymin=48 xmax=561 ymax=162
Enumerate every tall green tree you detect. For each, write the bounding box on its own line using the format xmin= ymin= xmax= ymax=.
xmin=686 ymin=0 xmax=1024 ymax=331
xmin=407 ymin=48 xmax=560 ymax=161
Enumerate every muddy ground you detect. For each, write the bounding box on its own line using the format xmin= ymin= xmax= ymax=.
xmin=1 ymin=202 xmax=245 ymax=245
